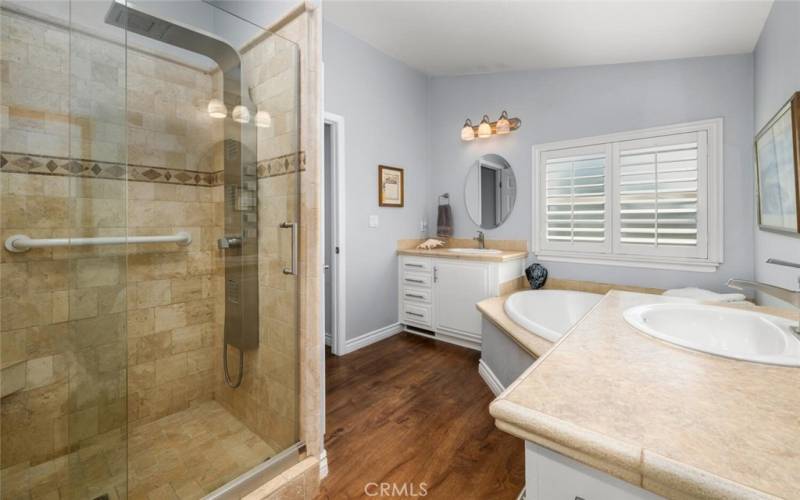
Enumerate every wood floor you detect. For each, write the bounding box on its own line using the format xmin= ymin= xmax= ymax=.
xmin=317 ymin=332 xmax=524 ymax=500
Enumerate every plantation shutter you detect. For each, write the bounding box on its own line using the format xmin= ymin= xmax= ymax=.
xmin=614 ymin=131 xmax=708 ymax=259
xmin=540 ymin=144 xmax=611 ymax=253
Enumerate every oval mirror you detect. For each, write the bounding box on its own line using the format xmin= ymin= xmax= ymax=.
xmin=464 ymin=154 xmax=517 ymax=229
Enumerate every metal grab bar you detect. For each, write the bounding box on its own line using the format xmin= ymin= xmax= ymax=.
xmin=4 ymin=232 xmax=192 ymax=253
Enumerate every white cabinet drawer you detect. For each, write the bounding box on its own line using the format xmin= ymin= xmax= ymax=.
xmin=402 ymin=287 xmax=431 ymax=303
xmin=402 ymin=271 xmax=432 ymax=288
xmin=402 ymin=302 xmax=432 ymax=327
xmin=402 ymin=258 xmax=432 ymax=273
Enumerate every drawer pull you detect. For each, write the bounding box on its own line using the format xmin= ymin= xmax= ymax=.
xmin=405 ymin=278 xmax=424 ymax=284
xmin=405 ymin=263 xmax=424 ymax=268
xmin=407 ymin=311 xmax=424 ymax=317
xmin=405 ymin=293 xmax=425 ymax=299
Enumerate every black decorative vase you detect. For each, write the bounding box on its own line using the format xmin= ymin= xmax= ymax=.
xmin=525 ymin=263 xmax=548 ymax=290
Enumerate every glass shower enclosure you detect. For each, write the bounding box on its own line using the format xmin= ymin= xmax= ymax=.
xmin=0 ymin=0 xmax=301 ymax=498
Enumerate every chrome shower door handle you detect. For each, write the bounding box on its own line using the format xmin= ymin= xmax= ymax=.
xmin=280 ymin=222 xmax=298 ymax=275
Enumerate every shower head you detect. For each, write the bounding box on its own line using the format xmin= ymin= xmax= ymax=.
xmin=105 ymin=0 xmax=172 ymax=40
xmin=104 ymin=0 xmax=241 ymax=74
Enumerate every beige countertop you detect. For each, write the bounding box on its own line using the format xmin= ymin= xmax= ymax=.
xmin=397 ymin=247 xmax=527 ymax=262
xmin=489 ymin=290 xmax=800 ymax=499
xmin=477 ymin=295 xmax=554 ymax=357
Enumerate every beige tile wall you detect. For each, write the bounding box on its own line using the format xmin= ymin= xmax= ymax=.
xmin=1 ymin=9 xmax=225 ymax=499
xmin=0 ymin=4 xmax=315 ymax=498
xmin=125 ymin=182 xmax=224 ymax=428
xmin=214 ymin=31 xmax=301 ymax=453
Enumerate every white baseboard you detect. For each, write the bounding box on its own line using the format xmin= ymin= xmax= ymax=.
xmin=478 ymin=358 xmax=505 ymax=396
xmin=342 ymin=322 xmax=403 ymax=354
xmin=319 ymin=449 xmax=328 ymax=479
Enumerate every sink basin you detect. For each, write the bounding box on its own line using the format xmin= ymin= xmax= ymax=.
xmin=447 ymin=248 xmax=502 ymax=255
xmin=623 ymin=303 xmax=800 ymax=367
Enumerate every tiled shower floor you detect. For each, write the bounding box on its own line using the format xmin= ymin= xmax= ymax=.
xmin=128 ymin=400 xmax=276 ymax=499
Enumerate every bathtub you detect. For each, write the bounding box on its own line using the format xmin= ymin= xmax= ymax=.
xmin=504 ymin=290 xmax=604 ymax=342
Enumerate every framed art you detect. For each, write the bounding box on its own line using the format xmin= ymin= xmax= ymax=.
xmin=378 ymin=165 xmax=404 ymax=207
xmin=755 ymin=91 xmax=800 ymax=235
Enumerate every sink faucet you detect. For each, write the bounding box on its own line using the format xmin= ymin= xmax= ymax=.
xmin=728 ymin=258 xmax=800 ymax=334
xmin=474 ymin=230 xmax=485 ymax=249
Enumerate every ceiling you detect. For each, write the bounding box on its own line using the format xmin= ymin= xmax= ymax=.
xmin=324 ymin=0 xmax=774 ymax=76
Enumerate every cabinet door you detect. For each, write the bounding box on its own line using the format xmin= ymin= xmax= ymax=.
xmin=526 ymin=442 xmax=662 ymax=500
xmin=434 ymin=260 xmax=491 ymax=338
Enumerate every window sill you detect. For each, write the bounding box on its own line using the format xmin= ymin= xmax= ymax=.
xmin=534 ymin=252 xmax=720 ymax=273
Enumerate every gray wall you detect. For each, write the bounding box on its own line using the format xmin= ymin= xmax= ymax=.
xmin=428 ymin=55 xmax=756 ymax=292
xmin=753 ymin=1 xmax=800 ymax=300
xmin=323 ymin=21 xmax=430 ymax=340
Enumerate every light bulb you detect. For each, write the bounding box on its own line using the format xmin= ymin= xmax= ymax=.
xmin=254 ymin=110 xmax=272 ymax=128
xmin=207 ymin=99 xmax=227 ymax=119
xmin=232 ymin=105 xmax=250 ymax=124
xmin=460 ymin=119 xmax=475 ymax=141
xmin=477 ymin=115 xmax=492 ymax=138
xmin=495 ymin=110 xmax=511 ymax=134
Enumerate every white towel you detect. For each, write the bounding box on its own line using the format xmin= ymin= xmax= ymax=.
xmin=663 ymin=287 xmax=746 ymax=303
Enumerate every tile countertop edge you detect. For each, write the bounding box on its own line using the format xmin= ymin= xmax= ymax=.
xmin=475 ymin=296 xmax=553 ymax=357
xmin=488 ymin=291 xmax=791 ymax=500
xmin=397 ymin=248 xmax=528 ymax=262
xmin=489 ymin=401 xmax=777 ymax=500
xmin=489 ymin=399 xmax=643 ymax=484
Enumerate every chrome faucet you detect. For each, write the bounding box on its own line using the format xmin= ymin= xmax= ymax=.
xmin=474 ymin=230 xmax=485 ymax=249
xmin=727 ymin=258 xmax=800 ymax=334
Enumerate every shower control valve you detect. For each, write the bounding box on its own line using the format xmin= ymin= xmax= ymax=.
xmin=217 ymin=236 xmax=242 ymax=250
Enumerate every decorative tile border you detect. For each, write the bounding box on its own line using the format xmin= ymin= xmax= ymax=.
xmin=0 ymin=151 xmax=307 ymax=185
xmin=256 ymin=151 xmax=306 ymax=178
xmin=0 ymin=152 xmax=223 ymax=186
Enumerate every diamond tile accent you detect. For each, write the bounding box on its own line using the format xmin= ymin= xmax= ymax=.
xmin=0 ymin=151 xmax=306 ymax=186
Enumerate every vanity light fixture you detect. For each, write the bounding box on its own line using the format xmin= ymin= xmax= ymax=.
xmin=477 ymin=115 xmax=492 ymax=138
xmin=232 ymin=105 xmax=251 ymax=124
xmin=461 ymin=119 xmax=475 ymax=141
xmin=460 ymin=110 xmax=521 ymax=141
xmin=495 ymin=110 xmax=511 ymax=134
xmin=207 ymin=98 xmax=227 ymax=119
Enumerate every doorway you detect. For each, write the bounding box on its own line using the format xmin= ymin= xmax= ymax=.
xmin=324 ymin=113 xmax=346 ymax=356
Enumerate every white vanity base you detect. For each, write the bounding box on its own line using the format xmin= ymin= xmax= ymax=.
xmin=398 ymin=255 xmax=524 ymax=350
xmin=524 ymin=441 xmax=661 ymax=500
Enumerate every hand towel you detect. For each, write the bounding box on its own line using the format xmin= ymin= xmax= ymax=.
xmin=663 ymin=287 xmax=746 ymax=303
xmin=437 ymin=204 xmax=453 ymax=237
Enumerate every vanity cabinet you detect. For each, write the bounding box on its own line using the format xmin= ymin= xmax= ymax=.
xmin=398 ymin=255 xmax=524 ymax=350
xmin=525 ymin=442 xmax=660 ymax=500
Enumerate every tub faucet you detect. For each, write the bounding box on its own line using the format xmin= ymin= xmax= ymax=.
xmin=727 ymin=260 xmax=800 ymax=334
xmin=474 ymin=230 xmax=485 ymax=249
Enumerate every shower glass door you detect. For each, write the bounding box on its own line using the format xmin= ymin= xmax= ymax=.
xmin=1 ymin=1 xmax=129 ymax=498
xmin=1 ymin=1 xmax=301 ymax=498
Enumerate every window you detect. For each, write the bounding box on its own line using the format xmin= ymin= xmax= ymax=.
xmin=533 ymin=119 xmax=723 ymax=271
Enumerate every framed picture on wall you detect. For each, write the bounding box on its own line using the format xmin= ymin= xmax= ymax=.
xmin=378 ymin=165 xmax=404 ymax=207
xmin=755 ymin=91 xmax=800 ymax=235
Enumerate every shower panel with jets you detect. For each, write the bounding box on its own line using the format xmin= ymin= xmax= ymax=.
xmin=0 ymin=0 xmax=301 ymax=498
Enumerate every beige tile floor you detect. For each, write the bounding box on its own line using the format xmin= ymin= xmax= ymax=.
xmin=1 ymin=400 xmax=273 ymax=500
xmin=128 ymin=400 xmax=276 ymax=499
